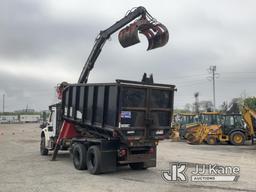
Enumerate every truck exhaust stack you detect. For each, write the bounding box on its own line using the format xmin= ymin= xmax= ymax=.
xmin=118 ymin=17 xmax=169 ymax=50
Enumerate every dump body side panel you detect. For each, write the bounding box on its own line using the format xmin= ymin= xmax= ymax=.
xmin=62 ymin=84 xmax=119 ymax=130
xmin=62 ymin=81 xmax=174 ymax=142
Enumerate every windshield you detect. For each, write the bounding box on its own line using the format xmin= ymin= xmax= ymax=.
xmin=224 ymin=115 xmax=243 ymax=127
xmin=200 ymin=114 xmax=222 ymax=125
xmin=179 ymin=115 xmax=196 ymax=125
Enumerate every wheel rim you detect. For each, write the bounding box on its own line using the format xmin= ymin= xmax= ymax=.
xmin=209 ymin=138 xmax=215 ymax=144
xmin=234 ymin=134 xmax=243 ymax=144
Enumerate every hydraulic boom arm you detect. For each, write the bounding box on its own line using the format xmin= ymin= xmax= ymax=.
xmin=78 ymin=6 xmax=169 ymax=84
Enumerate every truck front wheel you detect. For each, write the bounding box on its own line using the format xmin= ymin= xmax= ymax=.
xmin=40 ymin=136 xmax=48 ymax=156
xmin=86 ymin=145 xmax=101 ymax=174
xmin=73 ymin=143 xmax=87 ymax=170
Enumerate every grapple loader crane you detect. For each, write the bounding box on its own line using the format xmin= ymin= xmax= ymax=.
xmin=78 ymin=6 xmax=169 ymax=84
xmin=40 ymin=7 xmax=173 ymax=174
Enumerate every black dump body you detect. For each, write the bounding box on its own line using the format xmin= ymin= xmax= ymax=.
xmin=62 ymin=79 xmax=175 ymax=144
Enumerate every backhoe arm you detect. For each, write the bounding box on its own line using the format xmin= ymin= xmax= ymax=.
xmin=242 ymin=106 xmax=256 ymax=136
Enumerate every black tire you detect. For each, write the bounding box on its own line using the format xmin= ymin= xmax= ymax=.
xmin=186 ymin=134 xmax=199 ymax=145
xmin=86 ymin=145 xmax=101 ymax=174
xmin=40 ymin=136 xmax=48 ymax=156
xmin=73 ymin=143 xmax=87 ymax=170
xmin=207 ymin=136 xmax=217 ymax=145
xmin=129 ymin=162 xmax=147 ymax=170
xmin=230 ymin=131 xmax=246 ymax=145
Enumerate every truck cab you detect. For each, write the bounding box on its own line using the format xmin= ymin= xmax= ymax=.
xmin=40 ymin=103 xmax=62 ymax=155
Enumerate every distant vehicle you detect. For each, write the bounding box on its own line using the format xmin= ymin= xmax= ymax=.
xmin=199 ymin=112 xmax=222 ymax=126
xmin=175 ymin=113 xmax=198 ymax=139
xmin=186 ymin=108 xmax=256 ymax=145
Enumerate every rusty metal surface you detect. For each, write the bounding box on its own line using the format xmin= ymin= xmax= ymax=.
xmin=118 ymin=17 xmax=169 ymax=50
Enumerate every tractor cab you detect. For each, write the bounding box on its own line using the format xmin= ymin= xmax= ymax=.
xmin=221 ymin=114 xmax=246 ymax=136
xmin=178 ymin=113 xmax=198 ymax=125
xmin=199 ymin=112 xmax=222 ymax=126
xmin=177 ymin=113 xmax=198 ymax=140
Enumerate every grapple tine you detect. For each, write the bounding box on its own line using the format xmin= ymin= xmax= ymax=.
xmin=140 ymin=29 xmax=154 ymax=50
xmin=118 ymin=23 xmax=140 ymax=48
xmin=145 ymin=24 xmax=169 ymax=50
xmin=118 ymin=17 xmax=169 ymax=50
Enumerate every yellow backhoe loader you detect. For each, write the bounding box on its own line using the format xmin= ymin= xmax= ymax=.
xmin=186 ymin=108 xmax=256 ymax=145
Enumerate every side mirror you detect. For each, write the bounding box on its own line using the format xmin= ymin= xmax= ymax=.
xmin=39 ymin=121 xmax=47 ymax=129
xmin=48 ymin=126 xmax=53 ymax=132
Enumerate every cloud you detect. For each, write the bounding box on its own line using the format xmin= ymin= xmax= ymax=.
xmin=1 ymin=0 xmax=256 ymax=111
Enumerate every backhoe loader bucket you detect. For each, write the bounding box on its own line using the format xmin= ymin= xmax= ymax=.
xmin=186 ymin=124 xmax=210 ymax=145
xmin=118 ymin=18 xmax=169 ymax=50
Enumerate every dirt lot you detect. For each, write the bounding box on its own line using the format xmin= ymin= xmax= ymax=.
xmin=0 ymin=123 xmax=256 ymax=192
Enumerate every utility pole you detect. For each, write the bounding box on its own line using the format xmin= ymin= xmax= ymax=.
xmin=2 ymin=94 xmax=5 ymax=113
xmin=208 ymin=66 xmax=218 ymax=111
xmin=194 ymin=92 xmax=199 ymax=114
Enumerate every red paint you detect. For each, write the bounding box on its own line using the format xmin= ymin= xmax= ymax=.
xmin=56 ymin=120 xmax=80 ymax=144
xmin=148 ymin=147 xmax=155 ymax=154
xmin=119 ymin=149 xmax=127 ymax=157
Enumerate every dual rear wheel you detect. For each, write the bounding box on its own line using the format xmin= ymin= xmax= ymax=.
xmin=72 ymin=144 xmax=148 ymax=174
xmin=72 ymin=144 xmax=101 ymax=174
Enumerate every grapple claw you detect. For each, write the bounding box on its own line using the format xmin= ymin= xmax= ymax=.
xmin=118 ymin=17 xmax=169 ymax=50
xmin=145 ymin=24 xmax=169 ymax=50
xmin=118 ymin=23 xmax=140 ymax=48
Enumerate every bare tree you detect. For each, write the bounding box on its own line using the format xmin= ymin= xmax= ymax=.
xmin=184 ymin=103 xmax=192 ymax=112
xmin=199 ymin=100 xmax=213 ymax=112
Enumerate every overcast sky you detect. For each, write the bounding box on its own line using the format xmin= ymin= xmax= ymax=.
xmin=1 ymin=0 xmax=256 ymax=111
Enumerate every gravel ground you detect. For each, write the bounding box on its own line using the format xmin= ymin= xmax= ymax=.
xmin=0 ymin=123 xmax=256 ymax=192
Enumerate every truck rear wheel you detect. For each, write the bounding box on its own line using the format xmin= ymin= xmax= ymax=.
xmin=73 ymin=143 xmax=87 ymax=170
xmin=40 ymin=136 xmax=48 ymax=156
xmin=230 ymin=131 xmax=245 ymax=145
xmin=86 ymin=145 xmax=101 ymax=174
xmin=129 ymin=162 xmax=147 ymax=170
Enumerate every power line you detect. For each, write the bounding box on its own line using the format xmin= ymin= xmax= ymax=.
xmin=221 ymin=71 xmax=256 ymax=74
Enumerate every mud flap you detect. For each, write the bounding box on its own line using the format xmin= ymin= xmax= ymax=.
xmin=99 ymin=140 xmax=119 ymax=173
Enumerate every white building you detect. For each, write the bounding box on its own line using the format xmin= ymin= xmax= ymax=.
xmin=20 ymin=115 xmax=40 ymax=123
xmin=0 ymin=115 xmax=19 ymax=123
